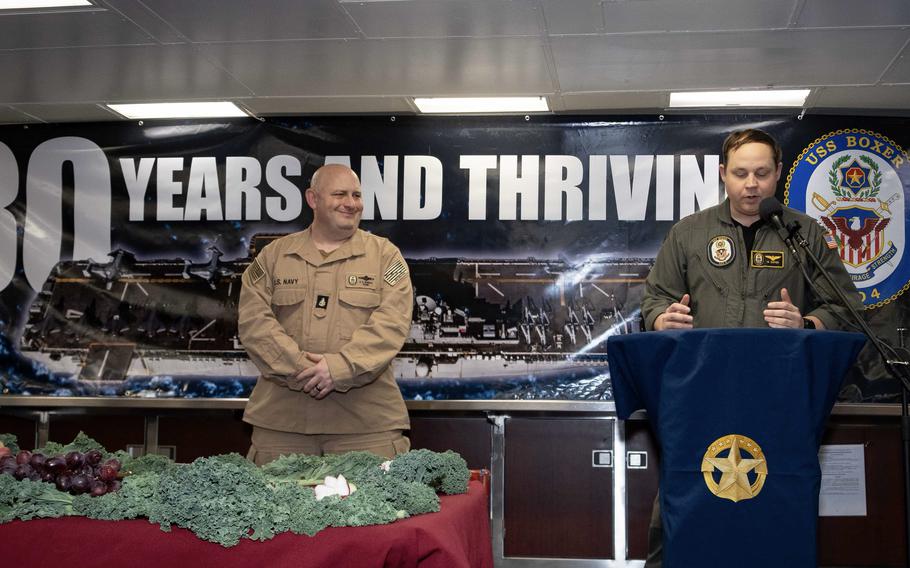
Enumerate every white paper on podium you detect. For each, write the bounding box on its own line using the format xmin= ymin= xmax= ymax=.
xmin=818 ymin=444 xmax=867 ymax=517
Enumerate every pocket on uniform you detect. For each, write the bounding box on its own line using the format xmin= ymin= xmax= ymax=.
xmin=337 ymin=289 xmax=381 ymax=337
xmin=272 ymin=287 xmax=308 ymax=306
xmin=338 ymin=289 xmax=381 ymax=309
xmin=270 ymin=287 xmax=307 ymax=337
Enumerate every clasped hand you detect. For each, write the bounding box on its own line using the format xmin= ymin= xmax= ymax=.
xmin=287 ymin=353 xmax=335 ymax=399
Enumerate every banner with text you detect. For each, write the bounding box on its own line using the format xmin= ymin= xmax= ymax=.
xmin=0 ymin=115 xmax=906 ymax=401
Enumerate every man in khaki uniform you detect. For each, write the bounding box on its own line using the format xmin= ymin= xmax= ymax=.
xmin=239 ymin=164 xmax=413 ymax=464
xmin=640 ymin=129 xmax=861 ymax=567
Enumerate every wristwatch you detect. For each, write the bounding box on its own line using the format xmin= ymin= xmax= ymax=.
xmin=802 ymin=317 xmax=816 ymax=330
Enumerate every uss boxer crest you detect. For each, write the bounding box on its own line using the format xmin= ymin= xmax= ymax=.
xmin=707 ymin=235 xmax=735 ymax=267
xmin=785 ymin=129 xmax=910 ymax=307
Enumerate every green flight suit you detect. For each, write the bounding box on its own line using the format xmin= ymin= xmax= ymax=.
xmin=642 ymin=200 xmax=862 ymax=331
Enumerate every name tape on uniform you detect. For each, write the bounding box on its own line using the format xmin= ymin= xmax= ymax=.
xmin=750 ymin=250 xmax=785 ymax=269
xmin=346 ymin=274 xmax=376 ymax=288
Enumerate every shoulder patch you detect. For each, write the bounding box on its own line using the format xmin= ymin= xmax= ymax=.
xmin=384 ymin=258 xmax=408 ymax=286
xmin=247 ymin=258 xmax=266 ymax=284
xmin=823 ymin=231 xmax=841 ymax=250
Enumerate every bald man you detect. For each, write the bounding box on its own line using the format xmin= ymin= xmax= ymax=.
xmin=239 ymin=164 xmax=413 ymax=463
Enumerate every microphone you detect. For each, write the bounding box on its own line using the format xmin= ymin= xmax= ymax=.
xmin=758 ymin=197 xmax=788 ymax=235
xmin=757 ymin=196 xmax=861 ymax=335
xmin=759 ymin=197 xmax=800 ymax=260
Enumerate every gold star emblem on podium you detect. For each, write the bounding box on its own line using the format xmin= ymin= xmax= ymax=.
xmin=701 ymin=434 xmax=768 ymax=502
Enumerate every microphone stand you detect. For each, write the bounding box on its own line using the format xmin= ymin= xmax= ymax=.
xmin=785 ymin=222 xmax=910 ymax=567
xmin=901 ymin=327 xmax=910 ymax=568
xmin=768 ymin=218 xmax=838 ymax=328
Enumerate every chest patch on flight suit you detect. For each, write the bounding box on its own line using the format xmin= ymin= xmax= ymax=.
xmin=750 ymin=250 xmax=784 ymax=269
xmin=315 ymin=294 xmax=330 ymax=310
xmin=707 ymin=236 xmax=735 ymax=267
xmin=346 ymin=274 xmax=376 ymax=288
xmin=384 ymin=259 xmax=408 ymax=286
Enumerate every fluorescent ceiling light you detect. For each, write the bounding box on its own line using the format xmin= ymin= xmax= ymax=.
xmin=107 ymin=102 xmax=250 ymax=119
xmin=414 ymin=96 xmax=549 ymax=114
xmin=0 ymin=1 xmax=92 ymax=9
xmin=669 ymin=90 xmax=811 ymax=108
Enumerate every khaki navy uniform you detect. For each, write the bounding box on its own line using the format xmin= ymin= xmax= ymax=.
xmin=641 ymin=200 xmax=862 ymax=331
xmin=239 ymin=228 xmax=413 ymax=436
xmin=640 ymin=200 xmax=862 ymax=568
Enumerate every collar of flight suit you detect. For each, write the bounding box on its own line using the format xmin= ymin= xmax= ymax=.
xmin=715 ymin=198 xmax=736 ymax=226
xmin=714 ymin=197 xmax=795 ymax=230
xmin=285 ymin=227 xmax=367 ymax=266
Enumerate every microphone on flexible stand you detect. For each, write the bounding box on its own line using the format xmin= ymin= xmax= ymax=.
xmin=757 ymin=203 xmax=910 ymax=549
xmin=760 ymin=196 xmax=892 ymax=339
xmin=759 ymin=197 xmax=800 ymax=259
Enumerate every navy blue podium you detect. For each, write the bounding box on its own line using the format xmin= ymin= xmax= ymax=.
xmin=608 ymin=329 xmax=866 ymax=568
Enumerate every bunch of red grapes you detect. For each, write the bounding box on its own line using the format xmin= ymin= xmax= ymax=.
xmin=0 ymin=449 xmax=122 ymax=496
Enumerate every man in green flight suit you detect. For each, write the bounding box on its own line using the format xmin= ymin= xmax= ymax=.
xmin=640 ymin=128 xmax=862 ymax=567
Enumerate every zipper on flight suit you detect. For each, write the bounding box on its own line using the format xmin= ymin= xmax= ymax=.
xmin=734 ymin=225 xmax=748 ymax=325
xmin=756 ymin=225 xmax=799 ymax=303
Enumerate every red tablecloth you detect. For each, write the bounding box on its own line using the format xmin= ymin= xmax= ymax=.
xmin=2 ymin=480 xmax=492 ymax=568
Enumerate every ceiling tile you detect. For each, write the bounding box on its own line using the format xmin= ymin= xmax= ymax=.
xmin=11 ymin=103 xmax=122 ymax=123
xmin=0 ymin=105 xmax=40 ymax=124
xmin=880 ymin=44 xmax=910 ymax=84
xmin=813 ymin=86 xmax=910 ymax=110
xmin=540 ymin=0 xmax=603 ymax=35
xmin=797 ymin=0 xmax=910 ymax=27
xmin=103 ymin=0 xmax=186 ymax=44
xmin=551 ymin=29 xmax=908 ymax=92
xmin=241 ymin=96 xmax=414 ymax=115
xmin=600 ymin=0 xmax=797 ymax=33
xmin=343 ymin=0 xmax=541 ymax=38
xmin=200 ymin=37 xmax=553 ymax=97
xmin=0 ymin=45 xmax=252 ymax=103
xmin=0 ymin=9 xmax=154 ymax=49
xmin=137 ymin=0 xmax=358 ymax=41
xmin=559 ymin=92 xmax=669 ymax=111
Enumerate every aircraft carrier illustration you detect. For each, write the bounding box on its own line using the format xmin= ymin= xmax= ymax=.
xmin=17 ymin=236 xmax=651 ymax=389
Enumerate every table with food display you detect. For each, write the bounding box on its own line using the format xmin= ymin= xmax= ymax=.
xmin=0 ymin=434 xmax=493 ymax=568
